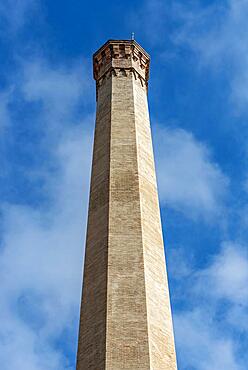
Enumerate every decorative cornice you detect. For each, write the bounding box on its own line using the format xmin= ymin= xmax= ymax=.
xmin=95 ymin=67 xmax=147 ymax=99
xmin=93 ymin=40 xmax=150 ymax=86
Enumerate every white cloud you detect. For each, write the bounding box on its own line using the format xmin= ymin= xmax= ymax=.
xmin=0 ymin=56 xmax=93 ymax=369
xmin=0 ymin=129 xmax=92 ymax=369
xmin=200 ymin=242 xmax=248 ymax=303
xmin=172 ymin=0 xmax=248 ymax=111
xmin=154 ymin=126 xmax=228 ymax=219
xmin=132 ymin=0 xmax=248 ymax=111
xmin=21 ymin=59 xmax=91 ymax=121
xmin=173 ymin=242 xmax=248 ymax=369
xmin=175 ymin=309 xmax=243 ymax=370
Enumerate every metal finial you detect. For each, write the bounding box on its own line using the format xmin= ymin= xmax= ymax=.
xmin=131 ymin=32 xmax=135 ymax=40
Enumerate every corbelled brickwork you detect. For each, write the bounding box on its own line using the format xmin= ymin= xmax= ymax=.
xmin=76 ymin=40 xmax=177 ymax=370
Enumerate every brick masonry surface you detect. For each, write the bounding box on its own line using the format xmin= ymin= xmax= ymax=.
xmin=76 ymin=40 xmax=178 ymax=370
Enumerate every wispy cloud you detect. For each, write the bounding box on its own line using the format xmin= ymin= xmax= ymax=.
xmin=175 ymin=308 xmax=241 ymax=370
xmin=172 ymin=0 xmax=248 ymax=112
xmin=0 ymin=0 xmax=39 ymax=34
xmin=21 ymin=59 xmax=90 ymax=121
xmin=154 ymin=126 xmax=228 ymax=220
xmin=173 ymin=242 xmax=248 ymax=370
xmin=199 ymin=242 xmax=248 ymax=303
xmin=0 ymin=55 xmax=93 ymax=369
xmin=132 ymin=0 xmax=248 ymax=112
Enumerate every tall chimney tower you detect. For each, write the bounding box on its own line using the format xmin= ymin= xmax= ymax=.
xmin=76 ymin=40 xmax=177 ymax=369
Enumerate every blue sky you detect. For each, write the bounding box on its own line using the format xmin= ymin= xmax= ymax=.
xmin=1 ymin=0 xmax=248 ymax=369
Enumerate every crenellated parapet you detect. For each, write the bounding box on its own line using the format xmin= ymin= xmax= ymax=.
xmin=93 ymin=40 xmax=150 ymax=95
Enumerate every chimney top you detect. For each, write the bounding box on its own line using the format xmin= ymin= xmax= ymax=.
xmin=93 ymin=39 xmax=150 ymax=84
